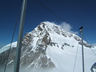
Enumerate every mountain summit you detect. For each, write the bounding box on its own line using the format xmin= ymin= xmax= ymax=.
xmin=0 ymin=21 xmax=96 ymax=72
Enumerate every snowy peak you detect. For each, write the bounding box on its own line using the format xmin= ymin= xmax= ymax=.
xmin=34 ymin=21 xmax=92 ymax=48
xmin=0 ymin=21 xmax=96 ymax=72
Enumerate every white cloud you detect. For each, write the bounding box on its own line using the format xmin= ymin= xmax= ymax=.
xmin=60 ymin=22 xmax=78 ymax=34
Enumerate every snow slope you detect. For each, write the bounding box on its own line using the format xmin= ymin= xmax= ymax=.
xmin=0 ymin=21 xmax=96 ymax=72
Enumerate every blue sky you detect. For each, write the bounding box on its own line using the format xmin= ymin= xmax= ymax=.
xmin=0 ymin=0 xmax=96 ymax=45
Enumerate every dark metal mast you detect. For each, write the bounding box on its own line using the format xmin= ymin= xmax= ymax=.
xmin=80 ymin=26 xmax=85 ymax=72
xmin=14 ymin=0 xmax=27 ymax=72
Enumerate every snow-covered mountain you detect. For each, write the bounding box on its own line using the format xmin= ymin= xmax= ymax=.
xmin=0 ymin=21 xmax=96 ymax=72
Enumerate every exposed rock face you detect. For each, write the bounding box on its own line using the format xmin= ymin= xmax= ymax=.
xmin=0 ymin=47 xmax=16 ymax=65
xmin=0 ymin=22 xmax=56 ymax=69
